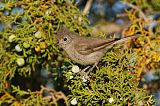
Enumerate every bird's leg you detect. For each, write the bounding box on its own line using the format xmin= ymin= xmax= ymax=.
xmin=81 ymin=62 xmax=98 ymax=81
xmin=80 ymin=66 xmax=90 ymax=80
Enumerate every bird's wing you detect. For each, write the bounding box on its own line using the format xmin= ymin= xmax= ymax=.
xmin=74 ymin=34 xmax=139 ymax=55
xmin=74 ymin=37 xmax=115 ymax=55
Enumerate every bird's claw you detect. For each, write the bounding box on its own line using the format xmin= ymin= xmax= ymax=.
xmin=80 ymin=66 xmax=91 ymax=82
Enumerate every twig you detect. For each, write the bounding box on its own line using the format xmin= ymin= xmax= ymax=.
xmin=123 ymin=2 xmax=154 ymax=35
xmin=82 ymin=0 xmax=93 ymax=15
xmin=125 ymin=2 xmax=149 ymax=22
xmin=40 ymin=86 xmax=68 ymax=106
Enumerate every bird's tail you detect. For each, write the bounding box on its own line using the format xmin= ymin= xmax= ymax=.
xmin=113 ymin=34 xmax=140 ymax=45
xmin=105 ymin=34 xmax=140 ymax=50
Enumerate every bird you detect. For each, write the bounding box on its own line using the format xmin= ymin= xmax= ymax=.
xmin=56 ymin=26 xmax=139 ymax=80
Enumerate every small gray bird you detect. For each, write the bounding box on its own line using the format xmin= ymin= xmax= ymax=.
xmin=56 ymin=26 xmax=139 ymax=79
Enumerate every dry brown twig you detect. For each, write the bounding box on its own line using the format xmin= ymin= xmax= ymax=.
xmin=125 ymin=3 xmax=149 ymax=22
xmin=82 ymin=0 xmax=93 ymax=15
xmin=123 ymin=2 xmax=154 ymax=35
xmin=40 ymin=86 xmax=68 ymax=106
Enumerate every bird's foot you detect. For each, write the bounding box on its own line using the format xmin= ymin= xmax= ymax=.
xmin=80 ymin=63 xmax=97 ymax=82
xmin=80 ymin=66 xmax=91 ymax=82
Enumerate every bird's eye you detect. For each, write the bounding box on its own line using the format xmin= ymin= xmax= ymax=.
xmin=63 ymin=37 xmax=67 ymax=41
